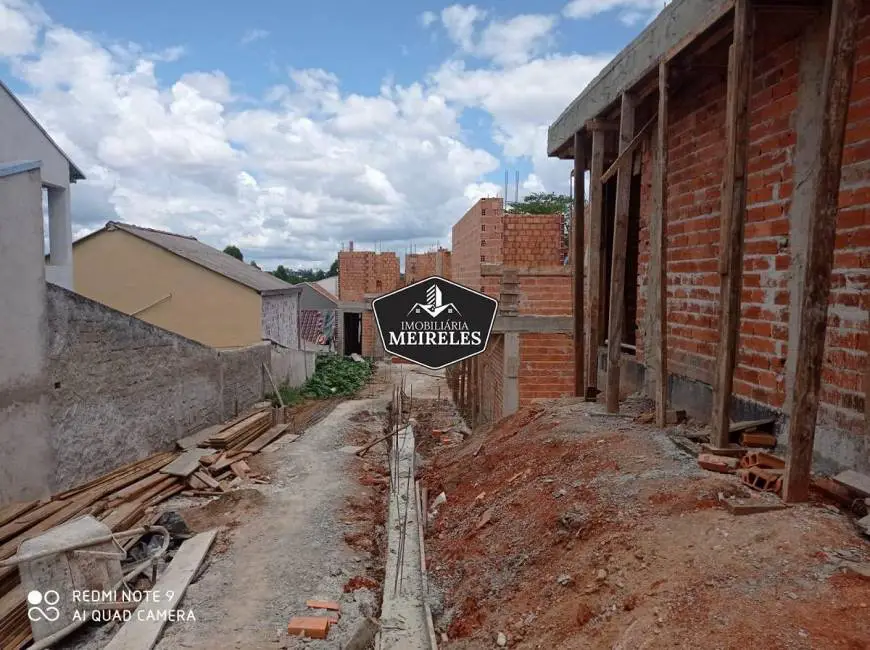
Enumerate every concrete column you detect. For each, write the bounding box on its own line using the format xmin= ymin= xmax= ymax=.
xmin=503 ymin=332 xmax=520 ymax=416
xmin=47 ymin=186 xmax=73 ymax=290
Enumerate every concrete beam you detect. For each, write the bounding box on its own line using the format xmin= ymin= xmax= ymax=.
xmin=481 ymin=264 xmax=571 ymax=277
xmin=547 ymin=0 xmax=734 ymax=158
xmin=493 ymin=315 xmax=573 ymax=333
xmin=337 ymin=301 xmax=370 ymax=312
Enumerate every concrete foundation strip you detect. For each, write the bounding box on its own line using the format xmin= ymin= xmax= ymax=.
xmin=416 ymin=479 xmax=439 ymax=649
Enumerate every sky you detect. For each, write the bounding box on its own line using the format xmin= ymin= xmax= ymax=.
xmin=0 ymin=0 xmax=667 ymax=271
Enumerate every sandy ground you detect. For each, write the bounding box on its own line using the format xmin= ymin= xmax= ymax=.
xmin=146 ymin=384 xmax=393 ymax=649
xmin=420 ymin=395 xmax=870 ymax=650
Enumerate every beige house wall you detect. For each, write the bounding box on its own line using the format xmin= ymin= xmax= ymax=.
xmin=73 ymin=230 xmax=263 ymax=348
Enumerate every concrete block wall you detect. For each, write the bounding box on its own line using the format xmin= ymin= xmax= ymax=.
xmin=624 ymin=10 xmax=870 ymax=472
xmin=46 ymin=285 xmax=270 ymax=490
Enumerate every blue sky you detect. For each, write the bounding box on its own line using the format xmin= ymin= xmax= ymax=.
xmin=0 ymin=0 xmax=664 ymax=269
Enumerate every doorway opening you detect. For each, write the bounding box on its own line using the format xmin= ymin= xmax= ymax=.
xmin=343 ymin=312 xmax=362 ymax=356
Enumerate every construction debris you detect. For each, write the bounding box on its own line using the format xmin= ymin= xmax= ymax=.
xmin=833 ymin=470 xmax=870 ymax=498
xmin=697 ymin=453 xmax=738 ymax=474
xmin=739 ymin=451 xmax=785 ymax=470
xmin=0 ymin=398 xmax=339 ymax=649
xmin=738 ymin=467 xmax=783 ymax=493
xmin=740 ymin=431 xmax=777 ymax=448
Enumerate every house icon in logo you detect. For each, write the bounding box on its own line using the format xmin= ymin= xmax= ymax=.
xmin=407 ymin=284 xmax=461 ymax=318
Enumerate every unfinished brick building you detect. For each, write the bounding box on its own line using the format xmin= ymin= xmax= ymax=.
xmin=336 ymin=243 xmax=400 ymax=358
xmin=404 ymin=248 xmax=452 ymax=284
xmin=449 ymin=198 xmax=573 ymax=422
xmin=549 ymin=0 xmax=870 ymax=500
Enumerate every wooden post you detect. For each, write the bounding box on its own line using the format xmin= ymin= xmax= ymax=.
xmin=604 ymin=92 xmax=636 ymax=413
xmin=587 ymin=126 xmax=606 ymax=391
xmin=573 ymin=131 xmax=587 ymax=396
xmin=710 ymin=0 xmax=753 ymax=447
xmin=783 ymin=0 xmax=859 ymax=502
xmin=650 ymin=61 xmax=670 ymax=427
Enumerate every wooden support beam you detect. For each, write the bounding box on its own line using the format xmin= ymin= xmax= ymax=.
xmin=573 ymin=131 xmax=587 ymax=396
xmin=586 ymin=127 xmax=606 ymax=391
xmin=599 ymin=112 xmax=656 ymax=185
xmin=710 ymin=0 xmax=753 ymax=447
xmin=783 ymin=0 xmax=859 ymax=503
xmin=604 ymin=92 xmax=636 ymax=413
xmin=651 ymin=61 xmax=670 ymax=428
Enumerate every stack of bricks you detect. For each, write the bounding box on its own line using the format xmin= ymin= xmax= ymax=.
xmin=404 ymin=249 xmax=452 ymax=284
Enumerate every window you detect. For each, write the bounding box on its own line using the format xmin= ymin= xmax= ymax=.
xmin=481 ymin=255 xmax=486 ymax=262
xmin=481 ymin=209 xmax=487 ymax=216
xmin=481 ymin=239 xmax=486 ymax=246
xmin=481 ymin=224 xmax=486 ymax=232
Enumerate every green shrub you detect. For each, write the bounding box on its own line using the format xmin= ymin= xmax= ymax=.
xmin=266 ymin=354 xmax=374 ymax=406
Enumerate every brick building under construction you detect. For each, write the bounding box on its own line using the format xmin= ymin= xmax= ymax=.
xmin=548 ymin=0 xmax=869 ymax=501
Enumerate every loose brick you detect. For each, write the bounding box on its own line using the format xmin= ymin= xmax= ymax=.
xmin=287 ymin=616 xmax=330 ymax=639
xmin=306 ymin=599 xmax=341 ymax=612
xmin=698 ymin=453 xmax=739 ymax=473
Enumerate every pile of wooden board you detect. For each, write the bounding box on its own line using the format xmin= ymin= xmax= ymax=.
xmin=0 ymin=397 xmax=340 ymax=649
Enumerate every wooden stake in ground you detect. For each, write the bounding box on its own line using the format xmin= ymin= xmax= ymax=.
xmin=710 ymin=0 xmax=753 ymax=447
xmin=784 ymin=0 xmax=859 ymax=502
xmin=605 ymin=91 xmax=636 ymax=413
xmin=573 ymin=130 xmax=587 ymax=397
xmin=263 ymin=363 xmax=285 ymax=408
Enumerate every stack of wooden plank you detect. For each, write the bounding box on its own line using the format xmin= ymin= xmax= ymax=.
xmin=0 ymin=397 xmax=341 ymax=649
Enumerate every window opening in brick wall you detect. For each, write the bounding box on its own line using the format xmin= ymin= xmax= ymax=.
xmin=482 ymin=209 xmax=487 ymax=215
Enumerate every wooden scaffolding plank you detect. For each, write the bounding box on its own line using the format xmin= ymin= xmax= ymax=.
xmin=783 ymin=0 xmax=859 ymax=502
xmin=573 ymin=130 xmax=587 ymax=396
xmin=710 ymin=0 xmax=754 ymax=447
xmin=242 ymin=424 xmax=291 ymax=454
xmin=604 ymin=91 xmax=636 ymax=413
xmin=176 ymin=424 xmax=223 ymax=450
xmin=104 ymin=530 xmax=217 ymax=650
xmin=651 ymin=60 xmax=670 ymax=428
xmin=160 ymin=448 xmax=217 ymax=478
xmin=586 ymin=126 xmax=606 ymax=391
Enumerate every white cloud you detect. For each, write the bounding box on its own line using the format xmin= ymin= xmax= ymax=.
xmin=240 ymin=28 xmax=269 ymax=45
xmin=419 ymin=10 xmax=437 ymax=28
xmin=563 ymin=0 xmax=666 ymax=24
xmin=437 ymin=6 xmax=558 ymax=68
xmin=441 ymin=4 xmax=487 ymax=52
xmin=0 ymin=0 xmax=46 ymax=56
xmin=0 ymin=0 xmax=504 ymax=268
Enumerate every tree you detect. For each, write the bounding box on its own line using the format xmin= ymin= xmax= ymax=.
xmin=223 ymin=245 xmax=243 ymax=261
xmin=509 ymin=192 xmax=572 ymax=215
xmin=249 ymin=260 xmax=261 ymax=270
xmin=328 ymin=258 xmax=339 ymax=276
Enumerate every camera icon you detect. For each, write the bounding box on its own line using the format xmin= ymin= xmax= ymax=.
xmin=27 ymin=589 xmax=61 ymax=622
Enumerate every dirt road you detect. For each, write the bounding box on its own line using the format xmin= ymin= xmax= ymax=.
xmin=154 ymin=390 xmax=391 ymax=650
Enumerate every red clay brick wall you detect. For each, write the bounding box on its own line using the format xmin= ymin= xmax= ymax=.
xmin=517 ymin=275 xmax=573 ymax=316
xmin=502 ymin=213 xmax=566 ymax=267
xmin=405 ymin=250 xmax=452 ymax=284
xmin=632 ymin=13 xmax=869 ymax=441
xmin=362 ymin=311 xmax=376 ymax=357
xmin=338 ymin=251 xmax=400 ymax=300
xmin=478 ymin=333 xmax=504 ymax=422
xmin=518 ymin=333 xmax=574 ymax=406
xmin=452 ymin=198 xmax=504 ymax=293
xmin=827 ymin=10 xmax=870 ymax=434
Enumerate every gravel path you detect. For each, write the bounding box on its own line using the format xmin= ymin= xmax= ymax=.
xmin=153 ymin=392 xmax=391 ymax=650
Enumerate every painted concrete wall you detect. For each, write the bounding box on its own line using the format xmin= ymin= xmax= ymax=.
xmin=73 ymin=229 xmax=263 ymax=348
xmin=0 ymin=167 xmax=54 ymax=505
xmin=0 ymin=86 xmax=71 ymax=189
xmin=262 ymin=292 xmax=299 ymax=349
xmin=271 ymin=347 xmax=317 ymax=388
xmin=47 ymin=285 xmax=268 ymax=490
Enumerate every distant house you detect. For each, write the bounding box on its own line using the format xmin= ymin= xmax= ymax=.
xmin=298 ymin=281 xmax=338 ymax=351
xmin=72 ymin=222 xmax=301 ymax=349
xmin=314 ymin=275 xmax=337 ymax=296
